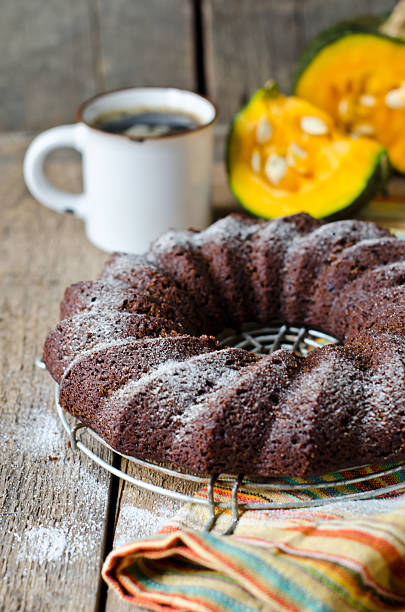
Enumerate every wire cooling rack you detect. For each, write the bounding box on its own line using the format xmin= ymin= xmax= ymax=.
xmin=217 ymin=321 xmax=339 ymax=355
xmin=37 ymin=323 xmax=405 ymax=534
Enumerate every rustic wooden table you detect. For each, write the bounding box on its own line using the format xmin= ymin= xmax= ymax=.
xmin=1 ymin=130 xmax=405 ymax=612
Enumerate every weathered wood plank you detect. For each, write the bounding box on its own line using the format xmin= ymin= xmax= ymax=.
xmin=204 ymin=0 xmax=301 ymax=123
xmin=0 ymin=0 xmax=195 ymax=132
xmin=299 ymin=0 xmax=397 ymax=42
xmin=365 ymin=0 xmax=399 ymax=14
xmin=0 ymin=0 xmax=96 ymax=131
xmin=0 ymin=133 xmax=111 ymax=611
xmin=97 ymin=0 xmax=195 ymax=91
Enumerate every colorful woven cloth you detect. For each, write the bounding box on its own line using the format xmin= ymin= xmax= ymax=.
xmin=102 ymin=464 xmax=405 ymax=611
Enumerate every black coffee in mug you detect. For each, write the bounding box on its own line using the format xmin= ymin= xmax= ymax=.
xmin=91 ymin=106 xmax=202 ymax=138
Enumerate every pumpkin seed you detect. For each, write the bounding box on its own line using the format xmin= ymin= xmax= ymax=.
xmin=385 ymin=88 xmax=405 ymax=109
xmin=256 ymin=117 xmax=272 ymax=143
xmin=351 ymin=123 xmax=375 ymax=137
xmin=286 ymin=143 xmax=307 ymax=168
xmin=300 ymin=116 xmax=328 ymax=135
xmin=338 ymin=99 xmax=349 ymax=117
xmin=265 ymin=154 xmax=287 ymax=185
xmin=289 ymin=143 xmax=307 ymax=158
xmin=251 ymin=150 xmax=261 ymax=173
xmin=359 ymin=94 xmax=376 ymax=107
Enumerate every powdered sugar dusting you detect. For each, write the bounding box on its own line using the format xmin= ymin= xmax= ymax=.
xmin=149 ymin=229 xmax=194 ymax=256
xmin=15 ymin=506 xmax=106 ymax=566
xmin=60 ymin=337 xmax=139 ymax=382
xmin=45 ymin=310 xmax=182 ymax=380
xmin=308 ymin=494 xmax=405 ymax=516
xmin=114 ymin=499 xmax=180 ymax=547
xmin=107 ymin=349 xmax=254 ymax=417
xmin=196 ymin=215 xmax=259 ymax=245
xmin=64 ymin=280 xmax=169 ymax=318
xmin=283 ymin=220 xmax=391 ymax=279
xmin=17 ymin=526 xmax=66 ymax=564
xmin=252 ymin=494 xmax=405 ymax=522
xmin=357 ymin=260 xmax=405 ymax=290
xmin=253 ymin=215 xmax=317 ymax=248
xmin=4 ymin=397 xmax=109 ymax=568
xmin=22 ymin=410 xmax=62 ymax=455
xmin=62 ymin=310 xmax=147 ymax=341
xmin=60 ymin=335 xmax=176 ymax=383
xmin=109 ymin=358 xmax=185 ymax=403
xmin=100 ymin=253 xmax=150 ymax=285
xmin=0 ymin=405 xmax=62 ymax=457
xmin=171 ymin=366 xmax=242 ymax=426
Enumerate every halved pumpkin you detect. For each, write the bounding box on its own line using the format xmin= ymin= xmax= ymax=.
xmin=294 ymin=18 xmax=405 ymax=172
xmin=227 ymin=82 xmax=388 ymax=219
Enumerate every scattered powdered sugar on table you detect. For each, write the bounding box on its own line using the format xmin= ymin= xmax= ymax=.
xmin=17 ymin=526 xmax=67 ymax=564
xmin=0 ymin=404 xmax=62 ymax=458
xmin=16 ymin=510 xmax=106 ymax=567
xmin=76 ymin=466 xmax=108 ymax=501
xmin=14 ymin=485 xmax=176 ymax=566
xmin=19 ymin=408 xmax=62 ymax=456
xmin=114 ymin=498 xmax=181 ymax=548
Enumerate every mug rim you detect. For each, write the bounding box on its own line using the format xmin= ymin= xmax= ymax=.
xmin=76 ymin=86 xmax=218 ymax=141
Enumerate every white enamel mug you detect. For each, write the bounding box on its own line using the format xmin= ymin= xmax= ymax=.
xmin=23 ymin=87 xmax=217 ymax=253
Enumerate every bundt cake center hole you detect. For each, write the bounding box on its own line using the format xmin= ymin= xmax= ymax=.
xmin=217 ymin=322 xmax=339 ymax=357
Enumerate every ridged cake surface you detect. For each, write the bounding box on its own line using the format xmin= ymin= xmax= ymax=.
xmin=43 ymin=311 xmax=185 ymax=384
xmin=43 ymin=213 xmax=405 ymax=476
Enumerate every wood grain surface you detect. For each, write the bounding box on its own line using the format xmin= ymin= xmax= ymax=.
xmin=97 ymin=0 xmax=195 ymax=92
xmin=0 ymin=0 xmax=194 ymax=132
xmin=0 ymin=134 xmax=112 ymax=611
xmin=297 ymin=0 xmax=398 ymax=42
xmin=0 ymin=0 xmax=96 ymax=131
xmin=204 ymin=0 xmax=302 ymax=122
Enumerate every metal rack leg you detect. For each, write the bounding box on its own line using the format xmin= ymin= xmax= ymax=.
xmin=70 ymin=423 xmax=86 ymax=451
xmin=223 ymin=474 xmax=244 ymax=535
xmin=203 ymin=474 xmax=219 ymax=532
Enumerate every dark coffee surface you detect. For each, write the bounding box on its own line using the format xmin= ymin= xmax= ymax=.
xmin=91 ymin=107 xmax=201 ymax=138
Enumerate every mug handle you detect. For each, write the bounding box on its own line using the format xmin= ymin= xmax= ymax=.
xmin=23 ymin=124 xmax=85 ymax=217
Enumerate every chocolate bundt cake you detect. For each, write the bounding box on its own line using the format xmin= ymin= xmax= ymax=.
xmin=43 ymin=213 xmax=405 ymax=477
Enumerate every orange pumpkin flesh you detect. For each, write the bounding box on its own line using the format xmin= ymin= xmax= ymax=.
xmin=295 ymin=33 xmax=405 ymax=173
xmin=227 ymin=84 xmax=388 ymax=219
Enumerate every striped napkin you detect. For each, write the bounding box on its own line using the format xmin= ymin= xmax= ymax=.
xmin=103 ymin=464 xmax=405 ymax=611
